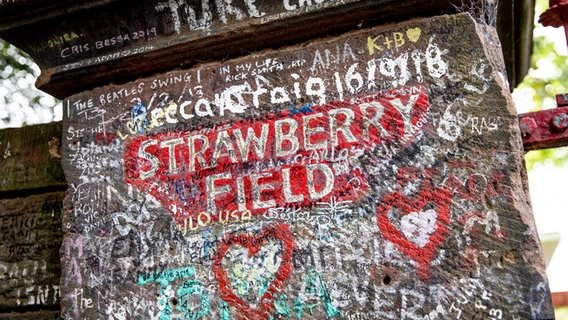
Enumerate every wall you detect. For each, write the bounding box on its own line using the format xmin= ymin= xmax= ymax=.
xmin=59 ymin=13 xmax=554 ymax=319
xmin=0 ymin=122 xmax=66 ymax=319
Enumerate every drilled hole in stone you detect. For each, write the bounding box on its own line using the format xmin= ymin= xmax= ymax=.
xmin=383 ymin=274 xmax=392 ymax=285
xmin=492 ymin=180 xmax=499 ymax=191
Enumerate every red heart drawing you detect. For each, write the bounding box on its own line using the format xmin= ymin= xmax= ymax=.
xmin=212 ymin=223 xmax=294 ymax=320
xmin=376 ymin=182 xmax=452 ymax=281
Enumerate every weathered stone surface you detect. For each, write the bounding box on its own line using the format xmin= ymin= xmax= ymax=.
xmin=0 ymin=122 xmax=66 ymax=193
xmin=0 ymin=192 xmax=63 ymax=310
xmin=60 ymin=13 xmax=553 ymax=319
xmin=0 ymin=310 xmax=60 ymax=320
xmin=0 ymin=0 xmax=532 ymax=98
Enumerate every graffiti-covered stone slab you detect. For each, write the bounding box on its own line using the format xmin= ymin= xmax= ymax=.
xmin=3 ymin=0 xmax=461 ymax=98
xmin=1 ymin=0 xmax=534 ymax=98
xmin=0 ymin=192 xmax=63 ymax=310
xmin=0 ymin=310 xmax=60 ymax=320
xmin=60 ymin=13 xmax=554 ymax=319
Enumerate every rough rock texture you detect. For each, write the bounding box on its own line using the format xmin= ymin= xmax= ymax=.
xmin=0 ymin=311 xmax=60 ymax=320
xmin=0 ymin=123 xmax=66 ymax=193
xmin=60 ymin=13 xmax=554 ymax=319
xmin=0 ymin=192 xmax=63 ymax=310
xmin=0 ymin=123 xmax=65 ymax=319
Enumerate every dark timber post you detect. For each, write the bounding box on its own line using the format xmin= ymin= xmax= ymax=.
xmin=0 ymin=1 xmax=555 ymax=319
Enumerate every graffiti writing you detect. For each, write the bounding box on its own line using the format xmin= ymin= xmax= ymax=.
xmin=124 ymin=86 xmax=429 ymax=228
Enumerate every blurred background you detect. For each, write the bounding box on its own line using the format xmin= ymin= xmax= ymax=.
xmin=1 ymin=0 xmax=567 ymax=317
xmin=512 ymin=1 xmax=568 ymax=319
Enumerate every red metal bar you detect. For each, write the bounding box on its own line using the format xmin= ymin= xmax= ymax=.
xmin=556 ymin=92 xmax=568 ymax=106
xmin=538 ymin=0 xmax=568 ymax=55
xmin=552 ymin=291 xmax=568 ymax=307
xmin=519 ymin=105 xmax=568 ymax=151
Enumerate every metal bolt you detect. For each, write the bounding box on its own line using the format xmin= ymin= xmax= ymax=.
xmin=519 ymin=117 xmax=537 ymax=138
xmin=556 ymin=93 xmax=568 ymax=107
xmin=550 ymin=112 xmax=568 ymax=132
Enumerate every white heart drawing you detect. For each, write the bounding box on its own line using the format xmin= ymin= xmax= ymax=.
xmin=400 ymin=209 xmax=438 ymax=248
xmin=225 ymin=241 xmax=282 ymax=307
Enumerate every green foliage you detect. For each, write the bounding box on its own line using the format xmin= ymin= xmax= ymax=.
xmin=513 ymin=0 xmax=568 ymax=170
xmin=525 ymin=147 xmax=568 ymax=171
xmin=517 ymin=35 xmax=568 ymax=111
xmin=0 ymin=40 xmax=34 ymax=74
xmin=0 ymin=38 xmax=60 ymax=128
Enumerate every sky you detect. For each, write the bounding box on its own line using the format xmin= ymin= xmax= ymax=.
xmin=526 ymin=162 xmax=568 ymax=292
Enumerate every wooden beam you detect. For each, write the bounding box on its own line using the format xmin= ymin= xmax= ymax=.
xmin=0 ymin=122 xmax=66 ymax=194
xmin=0 ymin=0 xmax=534 ymax=98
